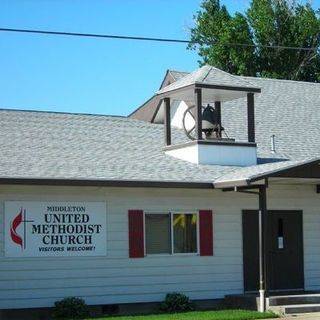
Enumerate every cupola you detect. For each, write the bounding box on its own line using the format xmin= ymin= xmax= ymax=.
xmin=156 ymin=65 xmax=261 ymax=166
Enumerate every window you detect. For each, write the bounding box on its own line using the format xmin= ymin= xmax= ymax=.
xmin=277 ymin=218 xmax=284 ymax=249
xmin=145 ymin=214 xmax=171 ymax=254
xmin=173 ymin=213 xmax=197 ymax=254
xmin=145 ymin=212 xmax=198 ymax=255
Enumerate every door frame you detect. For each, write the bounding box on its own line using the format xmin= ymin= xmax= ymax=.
xmin=242 ymin=209 xmax=305 ymax=293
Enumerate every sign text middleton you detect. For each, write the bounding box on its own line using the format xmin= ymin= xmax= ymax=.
xmin=5 ymin=201 xmax=107 ymax=257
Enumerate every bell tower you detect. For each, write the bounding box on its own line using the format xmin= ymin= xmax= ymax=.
xmin=156 ymin=66 xmax=261 ymax=167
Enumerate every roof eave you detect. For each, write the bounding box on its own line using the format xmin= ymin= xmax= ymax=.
xmin=194 ymin=83 xmax=261 ymax=93
xmin=157 ymin=83 xmax=261 ymax=98
xmin=213 ymin=179 xmax=250 ymax=189
xmin=0 ymin=177 xmax=215 ymax=189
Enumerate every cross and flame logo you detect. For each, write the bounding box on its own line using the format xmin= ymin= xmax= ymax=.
xmin=10 ymin=208 xmax=23 ymax=248
xmin=10 ymin=208 xmax=33 ymax=250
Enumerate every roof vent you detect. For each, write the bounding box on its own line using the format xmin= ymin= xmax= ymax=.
xmin=270 ymin=134 xmax=276 ymax=153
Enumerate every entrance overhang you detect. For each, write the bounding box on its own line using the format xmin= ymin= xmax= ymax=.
xmin=213 ymin=158 xmax=320 ymax=189
xmin=214 ymin=157 xmax=320 ymax=312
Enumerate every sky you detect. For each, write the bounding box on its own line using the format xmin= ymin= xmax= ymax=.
xmin=0 ymin=0 xmax=319 ymax=116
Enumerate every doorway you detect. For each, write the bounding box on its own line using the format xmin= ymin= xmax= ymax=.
xmin=242 ymin=210 xmax=304 ymax=292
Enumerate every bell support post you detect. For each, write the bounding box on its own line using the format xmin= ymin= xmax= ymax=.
xmin=195 ymin=88 xmax=203 ymax=140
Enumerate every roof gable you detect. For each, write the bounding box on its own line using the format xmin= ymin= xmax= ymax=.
xmin=129 ymin=69 xmax=190 ymax=121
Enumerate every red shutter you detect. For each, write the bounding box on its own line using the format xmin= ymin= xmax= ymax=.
xmin=199 ymin=210 xmax=213 ymax=256
xmin=128 ymin=210 xmax=144 ymax=258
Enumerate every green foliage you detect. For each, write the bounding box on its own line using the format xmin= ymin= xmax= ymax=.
xmin=189 ymin=0 xmax=320 ymax=82
xmin=160 ymin=292 xmax=195 ymax=313
xmin=52 ymin=297 xmax=90 ymax=320
xmin=91 ymin=309 xmax=277 ymax=320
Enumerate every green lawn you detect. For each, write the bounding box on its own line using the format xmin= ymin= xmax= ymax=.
xmin=92 ymin=310 xmax=277 ymax=320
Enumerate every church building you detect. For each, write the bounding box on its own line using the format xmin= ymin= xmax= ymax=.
xmin=1 ymin=65 xmax=320 ymax=317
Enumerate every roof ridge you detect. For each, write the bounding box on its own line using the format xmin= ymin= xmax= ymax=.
xmin=168 ymin=69 xmax=190 ymax=74
xmin=0 ymin=107 xmax=127 ymax=119
xmin=241 ymin=75 xmax=320 ymax=86
xmin=201 ymin=65 xmax=213 ymax=82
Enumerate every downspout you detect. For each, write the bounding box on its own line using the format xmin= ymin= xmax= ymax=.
xmin=224 ymin=182 xmax=268 ymax=312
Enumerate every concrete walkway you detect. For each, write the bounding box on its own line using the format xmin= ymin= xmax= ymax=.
xmin=269 ymin=313 xmax=320 ymax=319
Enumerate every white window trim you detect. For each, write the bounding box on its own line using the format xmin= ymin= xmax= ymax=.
xmin=144 ymin=211 xmax=199 ymax=257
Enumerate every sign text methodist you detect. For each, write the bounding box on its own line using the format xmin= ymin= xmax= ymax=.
xmin=5 ymin=201 xmax=107 ymax=257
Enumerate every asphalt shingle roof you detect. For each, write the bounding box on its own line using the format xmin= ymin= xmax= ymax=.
xmin=1 ymin=68 xmax=320 ymax=187
xmin=0 ymin=110 xmax=235 ymax=183
xmin=214 ymin=158 xmax=320 ymax=188
xmin=168 ymin=70 xmax=189 ymax=81
xmin=157 ymin=65 xmax=260 ymax=95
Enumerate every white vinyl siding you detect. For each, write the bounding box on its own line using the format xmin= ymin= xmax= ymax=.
xmin=0 ymin=183 xmax=319 ymax=309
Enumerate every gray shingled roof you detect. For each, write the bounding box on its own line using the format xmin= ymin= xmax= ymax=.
xmin=1 ymin=68 xmax=320 ymax=187
xmin=169 ymin=70 xmax=189 ymax=81
xmin=0 ymin=110 xmax=236 ymax=183
xmin=157 ymin=65 xmax=260 ymax=95
xmin=214 ymin=158 xmax=320 ymax=188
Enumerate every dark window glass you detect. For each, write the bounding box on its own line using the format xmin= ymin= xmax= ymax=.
xmin=277 ymin=218 xmax=284 ymax=249
xmin=145 ymin=214 xmax=171 ymax=254
xmin=278 ymin=218 xmax=283 ymax=237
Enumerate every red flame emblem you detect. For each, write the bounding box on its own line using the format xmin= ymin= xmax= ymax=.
xmin=10 ymin=208 xmax=23 ymax=248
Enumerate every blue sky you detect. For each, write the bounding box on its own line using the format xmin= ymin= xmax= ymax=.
xmin=0 ymin=0 xmax=318 ymax=116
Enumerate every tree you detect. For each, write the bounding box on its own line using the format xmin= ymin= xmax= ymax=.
xmin=188 ymin=0 xmax=320 ymax=82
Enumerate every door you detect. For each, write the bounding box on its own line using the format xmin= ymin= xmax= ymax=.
xmin=242 ymin=210 xmax=304 ymax=292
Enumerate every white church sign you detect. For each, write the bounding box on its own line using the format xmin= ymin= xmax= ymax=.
xmin=5 ymin=201 xmax=107 ymax=257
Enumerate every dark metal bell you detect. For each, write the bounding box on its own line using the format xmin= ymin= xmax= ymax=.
xmin=202 ymin=104 xmax=218 ymax=131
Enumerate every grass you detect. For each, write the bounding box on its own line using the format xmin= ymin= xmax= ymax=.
xmin=91 ymin=310 xmax=277 ymax=320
